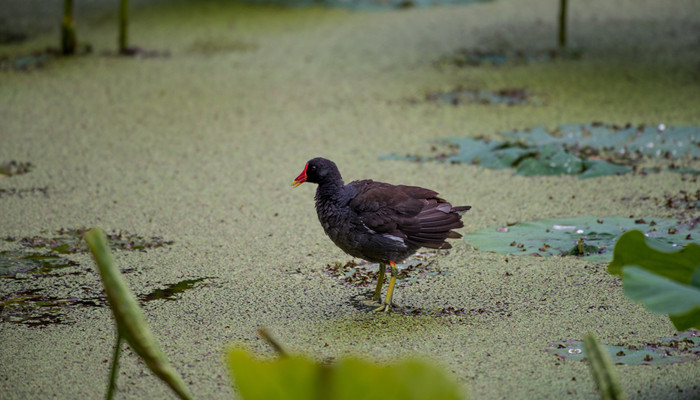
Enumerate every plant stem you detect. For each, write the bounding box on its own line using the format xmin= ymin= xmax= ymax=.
xmin=61 ymin=0 xmax=77 ymax=54
xmin=106 ymin=331 xmax=123 ymax=400
xmin=118 ymin=0 xmax=129 ymax=53
xmin=558 ymin=0 xmax=568 ymax=49
xmin=257 ymin=327 xmax=288 ymax=357
xmin=583 ymin=333 xmax=627 ymax=400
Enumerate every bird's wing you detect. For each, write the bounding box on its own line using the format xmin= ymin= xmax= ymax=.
xmin=347 ymin=181 xmax=465 ymax=249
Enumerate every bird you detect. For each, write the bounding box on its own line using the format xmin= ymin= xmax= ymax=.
xmin=292 ymin=157 xmax=470 ymax=312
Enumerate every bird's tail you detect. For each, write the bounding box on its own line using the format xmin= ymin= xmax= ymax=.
xmin=451 ymin=205 xmax=472 ymax=215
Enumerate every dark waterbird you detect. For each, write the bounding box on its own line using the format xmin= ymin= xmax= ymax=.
xmin=292 ymin=157 xmax=470 ymax=312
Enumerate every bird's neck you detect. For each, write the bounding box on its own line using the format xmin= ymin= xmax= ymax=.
xmin=314 ymin=179 xmax=346 ymax=205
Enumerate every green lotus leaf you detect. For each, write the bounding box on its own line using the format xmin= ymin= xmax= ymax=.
xmin=465 ymin=217 xmax=699 ymax=262
xmin=383 ymin=123 xmax=700 ymax=178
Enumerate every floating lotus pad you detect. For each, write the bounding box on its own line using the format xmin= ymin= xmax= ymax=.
xmin=0 ymin=160 xmax=33 ymax=177
xmin=503 ymin=123 xmax=700 ymax=159
xmin=423 ymin=88 xmax=538 ymax=106
xmin=0 ymin=186 xmax=48 ymax=198
xmin=464 ymin=216 xmax=700 ymax=262
xmin=548 ymin=331 xmax=700 ymax=366
xmin=381 ymin=123 xmax=700 ymax=178
xmin=438 ymin=48 xmax=583 ymax=67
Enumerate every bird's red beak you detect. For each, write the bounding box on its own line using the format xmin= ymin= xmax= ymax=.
xmin=292 ymin=163 xmax=308 ymax=187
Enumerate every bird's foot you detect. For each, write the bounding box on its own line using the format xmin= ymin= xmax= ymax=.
xmin=360 ymin=299 xmax=383 ymax=308
xmin=371 ymin=301 xmax=401 ymax=313
xmin=359 ymin=299 xmax=401 ymax=312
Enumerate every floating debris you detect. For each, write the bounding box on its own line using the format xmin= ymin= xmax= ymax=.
xmin=0 ymin=289 xmax=102 ymax=327
xmin=324 ymin=251 xmax=449 ymax=287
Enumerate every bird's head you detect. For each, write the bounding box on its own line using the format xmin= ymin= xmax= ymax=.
xmin=292 ymin=157 xmax=340 ymax=187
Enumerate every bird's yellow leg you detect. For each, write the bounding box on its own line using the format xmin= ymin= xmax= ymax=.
xmin=374 ymin=261 xmax=399 ymax=313
xmin=372 ymin=263 xmax=386 ymax=302
xmin=361 ymin=263 xmax=386 ymax=308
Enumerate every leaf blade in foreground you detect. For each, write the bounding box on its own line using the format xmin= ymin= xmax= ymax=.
xmin=85 ymin=228 xmax=192 ymax=400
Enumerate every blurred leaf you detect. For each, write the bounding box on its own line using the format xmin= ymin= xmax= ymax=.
xmin=84 ymin=229 xmax=192 ymax=400
xmin=608 ymin=230 xmax=700 ymax=283
xmin=241 ymin=0 xmax=489 ymax=10
xmin=670 ymin=311 xmax=700 ymax=332
xmin=622 ymin=267 xmax=700 ymax=316
xmin=226 ymin=348 xmax=464 ymax=400
xmin=582 ymin=333 xmax=627 ymax=400
xmin=332 ymin=358 xmax=462 ymax=400
xmin=608 ymin=230 xmax=700 ymax=331
xmin=227 ymin=349 xmax=322 ymax=400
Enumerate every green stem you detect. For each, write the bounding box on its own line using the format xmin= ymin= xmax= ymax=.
xmin=257 ymin=327 xmax=288 ymax=357
xmin=372 ymin=263 xmax=386 ymax=302
xmin=583 ymin=333 xmax=627 ymax=400
xmin=118 ymin=0 xmax=129 ymax=53
xmin=61 ymin=0 xmax=76 ymax=55
xmin=558 ymin=0 xmax=568 ymax=49
xmin=106 ymin=331 xmax=123 ymax=400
